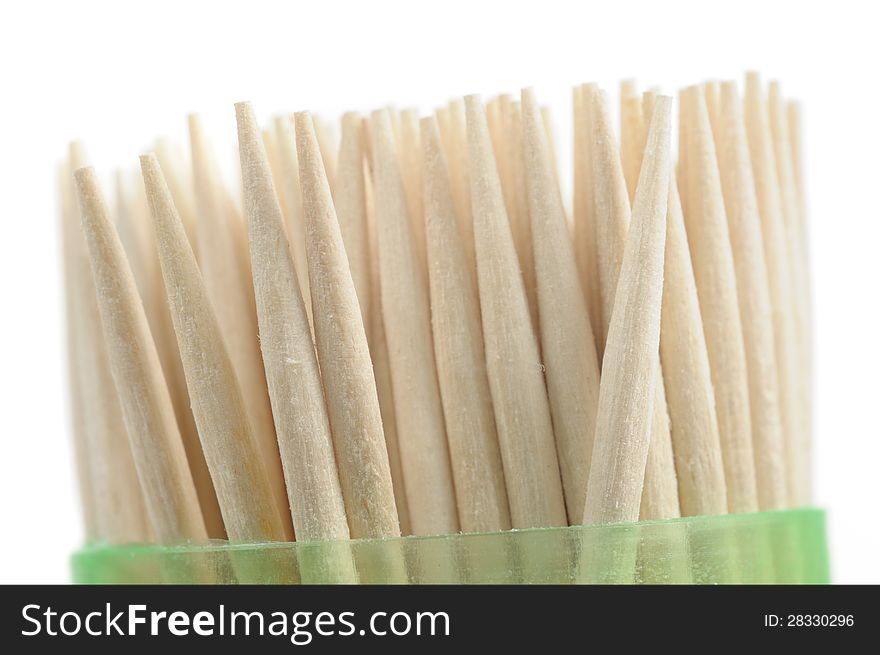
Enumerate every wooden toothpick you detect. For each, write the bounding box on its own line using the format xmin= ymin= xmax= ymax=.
xmin=364 ymin=159 xmax=412 ymax=535
xmin=122 ymin=166 xmax=224 ymax=538
xmin=679 ymin=85 xmax=758 ymax=514
xmin=573 ymin=84 xmax=603 ymax=351
xmin=583 ymin=96 xmax=672 ymax=525
xmin=768 ymin=80 xmax=812 ymax=505
xmin=591 ymin=89 xmax=632 ymax=359
xmin=522 ymin=88 xmax=600 ymax=524
xmin=74 ymin=166 xmax=206 ymax=543
xmin=335 ymin=112 xmax=372 ymax=329
xmin=296 ymin=111 xmax=401 ymax=539
xmin=499 ymin=99 xmax=539 ymax=336
xmin=190 ymin=113 xmax=291 ymax=531
xmin=271 ymin=115 xmax=313 ymax=330
xmin=369 ymin=108 xmax=459 ymax=536
xmin=590 ymin=90 xmax=680 ymax=521
xmin=620 ymin=79 xmax=646 ymax=203
xmin=235 ymin=102 xmax=351 ymax=544
xmin=59 ymin=160 xmax=98 ymax=540
xmin=743 ymin=73 xmax=802 ymax=507
xmin=141 ymin=153 xmax=292 ymax=542
xmin=660 ymin=175 xmax=729 ymax=516
xmin=714 ymin=82 xmax=787 ymax=510
xmin=465 ymin=94 xmax=566 ymax=528
xmin=68 ymin=160 xmax=150 ymax=545
xmin=422 ymin=115 xmax=511 ymax=533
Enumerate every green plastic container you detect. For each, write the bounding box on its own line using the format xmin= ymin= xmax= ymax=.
xmin=72 ymin=508 xmax=829 ymax=584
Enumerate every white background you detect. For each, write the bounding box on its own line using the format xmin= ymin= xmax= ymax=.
xmin=0 ymin=0 xmax=877 ymax=583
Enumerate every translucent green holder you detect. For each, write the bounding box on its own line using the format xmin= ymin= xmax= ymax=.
xmin=72 ymin=508 xmax=829 ymax=584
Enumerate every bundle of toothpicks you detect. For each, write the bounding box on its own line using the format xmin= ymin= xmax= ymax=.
xmin=61 ymin=73 xmax=812 ymax=559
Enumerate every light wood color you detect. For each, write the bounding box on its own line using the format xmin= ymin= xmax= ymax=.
xmin=787 ymin=101 xmax=807 ymax=219
xmin=262 ymin=125 xmax=286 ymax=216
xmin=660 ymin=176 xmax=729 ymax=516
xmin=499 ymin=99 xmax=539 ymax=335
xmin=704 ymin=80 xmax=721 ymax=136
xmin=584 ymin=98 xmax=671 ymax=524
xmin=583 ymin=97 xmax=672 ymax=525
xmin=235 ymin=101 xmax=350 ymax=543
xmin=786 ymin=98 xmax=813 ymax=469
xmin=465 ymin=94 xmax=566 ymax=529
xmin=74 ymin=166 xmax=206 ymax=543
xmin=639 ymin=383 xmax=681 ymax=521
xmin=521 ymin=88 xmax=600 ymax=524
xmin=69 ymin=158 xmax=150 ymax=544
xmin=443 ymin=99 xmax=476 ymax=282
xmin=679 ymin=85 xmax=758 ymax=514
xmin=573 ymin=84 xmax=603 ymax=351
xmin=591 ymin=89 xmax=631 ymax=358
xmin=743 ymin=73 xmax=802 ymax=508
xmin=141 ymin=153 xmax=292 ymax=542
xmin=190 ymin=113 xmax=290 ymax=530
xmin=620 ymin=79 xmax=646 ymax=203
xmin=364 ymin=161 xmax=412 ymax=535
xmin=296 ymin=111 xmax=401 ymax=539
xmin=59 ymin=160 xmax=98 ymax=540
xmin=590 ymin=91 xmax=680 ymax=521
xmin=313 ymin=116 xmax=338 ymax=195
xmin=422 ymin=116 xmax=511 ymax=532
xmin=124 ymin=167 xmax=224 ymax=537
xmin=714 ymin=82 xmax=787 ymax=510
xmin=154 ymin=138 xmax=198 ymax=256
xmin=73 ymin=161 xmax=150 ymax=547
xmin=335 ymin=112 xmax=372 ymax=328
xmin=637 ymin=95 xmax=681 ymax=521
xmin=768 ymin=80 xmax=812 ymax=505
xmin=397 ymin=108 xmax=427 ymax=281
xmin=274 ymin=115 xmax=313 ymax=330
xmin=369 ymin=108 xmax=459 ymax=536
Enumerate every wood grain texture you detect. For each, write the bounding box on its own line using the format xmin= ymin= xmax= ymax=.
xmin=365 ymin=163 xmax=411 ymax=534
xmin=573 ymin=84 xmax=603 ymax=353
xmin=660 ymin=176 xmax=729 ymax=516
xmin=422 ymin=116 xmax=511 ymax=532
xmin=192 ymin=112 xmax=290 ymax=532
xmin=714 ymin=82 xmax=787 ymax=510
xmin=465 ymin=94 xmax=566 ymax=529
xmin=743 ymin=74 xmax=802 ymax=508
xmin=583 ymin=97 xmax=671 ymax=525
xmin=398 ymin=108 xmax=427 ymax=282
xmin=141 ymin=153 xmax=291 ymax=542
xmin=122 ymin=167 xmax=224 ymax=538
xmin=70 ymin=162 xmax=150 ymax=545
xmin=679 ymin=85 xmax=758 ymax=514
xmin=591 ymin=89 xmax=632 ymax=358
xmin=59 ymin=160 xmax=98 ymax=540
xmin=369 ymin=109 xmax=459 ymax=536
xmin=522 ymin=88 xmax=600 ymax=525
xmin=639 ymin=381 xmax=680 ymax=520
xmin=443 ymin=99 xmax=476 ymax=283
xmin=590 ymin=90 xmax=680 ymax=521
xmin=499 ymin=99 xmax=539 ymax=336
xmin=620 ymin=79 xmax=645 ymax=203
xmin=313 ymin=116 xmax=338 ymax=196
xmin=75 ymin=166 xmax=206 ymax=543
xmin=235 ymin=102 xmax=351 ymax=544
xmin=335 ymin=112 xmax=372 ymax=329
xmin=272 ymin=115 xmax=313 ymax=330
xmin=154 ymin=139 xmax=198 ymax=258
xmin=296 ymin=112 xmax=401 ymax=539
